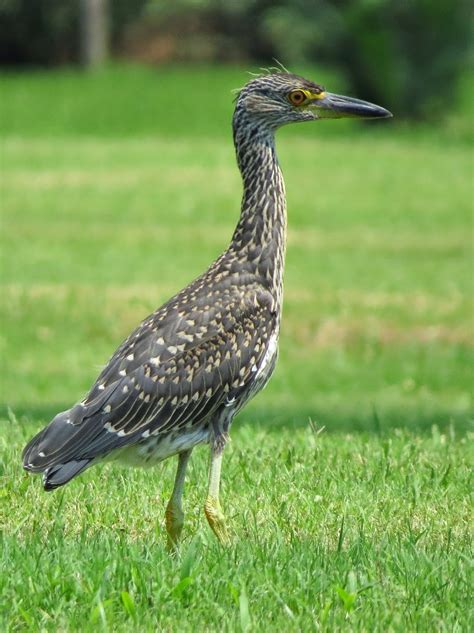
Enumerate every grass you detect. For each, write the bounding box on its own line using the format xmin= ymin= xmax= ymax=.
xmin=0 ymin=64 xmax=472 ymax=631
xmin=1 ymin=421 xmax=472 ymax=631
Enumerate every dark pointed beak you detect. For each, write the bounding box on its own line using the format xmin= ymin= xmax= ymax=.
xmin=311 ymin=92 xmax=392 ymax=120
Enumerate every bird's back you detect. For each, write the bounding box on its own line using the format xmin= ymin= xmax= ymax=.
xmin=23 ymin=255 xmax=279 ymax=488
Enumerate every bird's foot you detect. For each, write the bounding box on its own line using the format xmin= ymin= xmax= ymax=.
xmin=165 ymin=499 xmax=184 ymax=553
xmin=204 ymin=495 xmax=230 ymax=545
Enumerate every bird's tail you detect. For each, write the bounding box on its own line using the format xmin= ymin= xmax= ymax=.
xmin=43 ymin=459 xmax=91 ymax=490
xmin=22 ymin=407 xmax=92 ymax=490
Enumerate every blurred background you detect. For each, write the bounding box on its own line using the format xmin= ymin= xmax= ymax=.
xmin=0 ymin=0 xmax=472 ymax=122
xmin=0 ymin=0 xmax=472 ymax=433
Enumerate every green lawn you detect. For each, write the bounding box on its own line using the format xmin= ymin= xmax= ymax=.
xmin=0 ymin=65 xmax=472 ymax=631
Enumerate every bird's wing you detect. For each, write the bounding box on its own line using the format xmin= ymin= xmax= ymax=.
xmin=23 ymin=285 xmax=277 ymax=470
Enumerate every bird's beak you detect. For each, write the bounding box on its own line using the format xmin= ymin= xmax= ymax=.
xmin=309 ymin=92 xmax=392 ymax=120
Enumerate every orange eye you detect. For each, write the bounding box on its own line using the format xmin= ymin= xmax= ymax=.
xmin=288 ymin=90 xmax=307 ymax=106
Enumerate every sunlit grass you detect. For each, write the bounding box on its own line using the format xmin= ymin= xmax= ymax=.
xmin=1 ymin=421 xmax=472 ymax=631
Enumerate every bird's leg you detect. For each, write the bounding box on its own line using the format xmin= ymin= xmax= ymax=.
xmin=165 ymin=449 xmax=192 ymax=551
xmin=204 ymin=432 xmax=230 ymax=545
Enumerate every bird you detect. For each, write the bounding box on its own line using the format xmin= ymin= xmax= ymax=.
xmin=22 ymin=71 xmax=391 ymax=548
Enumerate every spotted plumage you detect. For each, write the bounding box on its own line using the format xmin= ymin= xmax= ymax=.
xmin=23 ymin=71 xmax=391 ymax=545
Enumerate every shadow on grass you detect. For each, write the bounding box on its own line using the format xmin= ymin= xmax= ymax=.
xmin=1 ymin=402 xmax=471 ymax=436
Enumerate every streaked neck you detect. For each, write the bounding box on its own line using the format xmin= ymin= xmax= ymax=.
xmin=229 ymin=115 xmax=287 ymax=302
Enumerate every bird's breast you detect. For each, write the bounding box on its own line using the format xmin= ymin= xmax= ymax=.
xmin=113 ymin=424 xmax=211 ymax=467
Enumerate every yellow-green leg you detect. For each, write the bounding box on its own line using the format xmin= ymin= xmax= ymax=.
xmin=204 ymin=442 xmax=230 ymax=545
xmin=165 ymin=449 xmax=192 ymax=551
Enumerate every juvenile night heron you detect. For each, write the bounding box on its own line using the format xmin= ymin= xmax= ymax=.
xmin=23 ymin=71 xmax=391 ymax=547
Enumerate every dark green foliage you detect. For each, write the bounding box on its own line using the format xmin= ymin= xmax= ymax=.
xmin=319 ymin=0 xmax=472 ymax=119
xmin=0 ymin=0 xmax=148 ymax=66
xmin=0 ymin=0 xmax=79 ymax=66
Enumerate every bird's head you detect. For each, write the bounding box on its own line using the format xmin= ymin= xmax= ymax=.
xmin=234 ymin=71 xmax=392 ymax=131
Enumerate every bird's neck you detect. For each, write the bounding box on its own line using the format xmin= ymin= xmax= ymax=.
xmin=229 ymin=118 xmax=287 ymax=301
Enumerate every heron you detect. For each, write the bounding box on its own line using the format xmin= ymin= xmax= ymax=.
xmin=22 ymin=71 xmax=391 ymax=548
